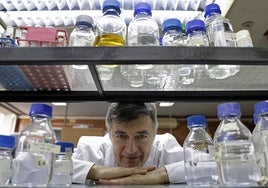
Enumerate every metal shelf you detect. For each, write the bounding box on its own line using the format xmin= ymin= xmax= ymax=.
xmin=0 ymin=46 xmax=267 ymax=102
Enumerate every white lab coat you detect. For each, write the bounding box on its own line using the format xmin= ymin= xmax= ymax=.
xmin=72 ymin=133 xmax=186 ymax=184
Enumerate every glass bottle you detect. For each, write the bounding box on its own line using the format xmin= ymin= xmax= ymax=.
xmin=252 ymin=101 xmax=268 ymax=185
xmin=162 ymin=18 xmax=195 ymax=86
xmin=186 ymin=19 xmax=209 ymax=47
xmin=94 ymin=0 xmax=126 ymax=46
xmin=184 ymin=115 xmax=218 ymax=186
xmin=236 ymin=30 xmax=254 ymax=47
xmin=127 ymin=2 xmax=159 ymax=70
xmin=204 ymin=3 xmax=240 ymax=80
xmin=12 ymin=103 xmax=57 ymax=187
xmin=69 ymin=15 xmax=95 ymax=47
xmin=49 ymin=141 xmax=74 ymax=187
xmin=0 ymin=135 xmax=15 ymax=185
xmin=214 ymin=102 xmax=260 ymax=187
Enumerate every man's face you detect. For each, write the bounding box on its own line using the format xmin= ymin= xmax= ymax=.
xmin=109 ymin=115 xmax=155 ymax=168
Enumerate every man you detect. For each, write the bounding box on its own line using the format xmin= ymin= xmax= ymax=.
xmin=72 ymin=102 xmax=185 ymax=184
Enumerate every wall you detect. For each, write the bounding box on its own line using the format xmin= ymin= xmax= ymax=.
xmin=16 ymin=116 xmax=255 ymax=146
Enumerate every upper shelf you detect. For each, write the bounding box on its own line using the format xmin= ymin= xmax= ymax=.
xmin=0 ymin=46 xmax=268 ymax=102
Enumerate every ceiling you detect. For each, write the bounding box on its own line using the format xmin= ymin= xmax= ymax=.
xmin=1 ymin=0 xmax=267 ymax=118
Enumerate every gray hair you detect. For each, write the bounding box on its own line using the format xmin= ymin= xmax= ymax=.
xmin=105 ymin=102 xmax=158 ymax=131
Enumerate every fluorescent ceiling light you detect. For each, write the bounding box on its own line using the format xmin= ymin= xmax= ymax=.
xmin=159 ymin=102 xmax=174 ymax=107
xmin=52 ymin=102 xmax=67 ymax=106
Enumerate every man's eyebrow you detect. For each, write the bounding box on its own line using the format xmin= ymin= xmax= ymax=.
xmin=114 ymin=130 xmax=126 ymax=134
xmin=136 ymin=130 xmax=149 ymax=135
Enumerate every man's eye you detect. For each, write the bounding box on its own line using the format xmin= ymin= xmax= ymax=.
xmin=138 ymin=135 xmax=148 ymax=139
xmin=116 ymin=134 xmax=127 ymax=139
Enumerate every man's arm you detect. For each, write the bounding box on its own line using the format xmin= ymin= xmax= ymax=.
xmin=87 ymin=164 xmax=156 ymax=181
xmin=98 ymin=167 xmax=169 ymax=185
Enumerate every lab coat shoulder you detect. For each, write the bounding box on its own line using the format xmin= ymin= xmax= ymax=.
xmin=73 ymin=135 xmax=111 ymax=165
xmin=153 ymin=133 xmax=184 ymax=164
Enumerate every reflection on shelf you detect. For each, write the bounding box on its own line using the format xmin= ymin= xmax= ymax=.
xmin=0 ymin=65 xmax=97 ymax=91
xmin=97 ymin=64 xmax=268 ymax=91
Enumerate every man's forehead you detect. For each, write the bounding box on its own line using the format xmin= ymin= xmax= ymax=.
xmin=114 ymin=130 xmax=150 ymax=135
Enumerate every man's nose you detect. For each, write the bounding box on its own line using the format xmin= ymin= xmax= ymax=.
xmin=124 ymin=138 xmax=138 ymax=154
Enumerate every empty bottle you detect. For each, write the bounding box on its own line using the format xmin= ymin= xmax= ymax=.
xmin=224 ymin=22 xmax=237 ymax=47
xmin=12 ymin=103 xmax=57 ymax=187
xmin=186 ymin=19 xmax=209 ymax=47
xmin=204 ymin=3 xmax=226 ymax=47
xmin=252 ymin=101 xmax=268 ymax=185
xmin=0 ymin=135 xmax=15 ymax=185
xmin=214 ymin=102 xmax=260 ymax=187
xmin=49 ymin=142 xmax=74 ymax=187
xmin=128 ymin=2 xmax=159 ymax=70
xmin=162 ymin=18 xmax=195 ymax=86
xmin=236 ymin=30 xmax=253 ymax=47
xmin=162 ymin=18 xmax=185 ymax=46
xmin=94 ymin=0 xmax=126 ymax=46
xmin=69 ymin=15 xmax=95 ymax=47
xmin=204 ymin=3 xmax=240 ymax=80
xmin=184 ymin=115 xmax=218 ymax=186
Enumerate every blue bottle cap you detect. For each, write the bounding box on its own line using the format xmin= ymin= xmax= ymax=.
xmin=253 ymin=113 xmax=258 ymax=125
xmin=0 ymin=135 xmax=15 ymax=149
xmin=134 ymin=2 xmax=152 ymax=17
xmin=56 ymin=141 xmax=74 ymax=153
xmin=186 ymin=19 xmax=206 ymax=35
xmin=102 ymin=0 xmax=121 ymax=14
xmin=76 ymin=15 xmax=94 ymax=27
xmin=204 ymin=3 xmax=222 ymax=18
xmin=187 ymin=115 xmax=207 ymax=128
xmin=217 ymin=102 xmax=241 ymax=119
xmin=254 ymin=101 xmax=268 ymax=117
xmin=162 ymin=18 xmax=182 ymax=34
xmin=29 ymin=103 xmax=53 ymax=117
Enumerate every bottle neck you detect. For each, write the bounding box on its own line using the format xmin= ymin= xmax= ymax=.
xmin=219 ymin=114 xmax=240 ymax=121
xmin=76 ymin=22 xmax=93 ymax=29
xmin=103 ymin=9 xmax=120 ymax=16
xmin=30 ymin=114 xmax=52 ymax=127
xmin=135 ymin=11 xmax=151 ymax=17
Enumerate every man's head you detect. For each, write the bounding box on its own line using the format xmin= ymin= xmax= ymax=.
xmin=105 ymin=102 xmax=158 ymax=168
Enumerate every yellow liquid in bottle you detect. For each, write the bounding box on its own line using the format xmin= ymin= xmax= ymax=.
xmin=94 ymin=34 xmax=125 ymax=67
xmin=94 ymin=34 xmax=125 ymax=46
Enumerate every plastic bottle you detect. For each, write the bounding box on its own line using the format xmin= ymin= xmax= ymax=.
xmin=214 ymin=102 xmax=260 ymax=187
xmin=184 ymin=115 xmax=218 ymax=186
xmin=94 ymin=0 xmax=126 ymax=46
xmin=127 ymin=2 xmax=159 ymax=70
xmin=12 ymin=103 xmax=58 ymax=187
xmin=69 ymin=15 xmax=95 ymax=47
xmin=236 ymin=30 xmax=254 ymax=47
xmin=49 ymin=141 xmax=74 ymax=187
xmin=0 ymin=135 xmax=15 ymax=185
xmin=252 ymin=101 xmax=268 ymax=185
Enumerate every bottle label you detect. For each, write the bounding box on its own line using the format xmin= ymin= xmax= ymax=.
xmin=30 ymin=143 xmax=61 ymax=154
